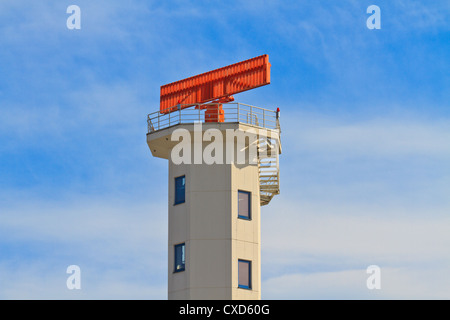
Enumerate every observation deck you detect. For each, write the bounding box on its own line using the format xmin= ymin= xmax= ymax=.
xmin=147 ymin=102 xmax=281 ymax=206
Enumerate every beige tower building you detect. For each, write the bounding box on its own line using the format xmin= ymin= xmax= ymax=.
xmin=147 ymin=103 xmax=281 ymax=300
xmin=147 ymin=54 xmax=280 ymax=300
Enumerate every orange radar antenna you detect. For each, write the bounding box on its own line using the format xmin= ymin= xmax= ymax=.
xmin=160 ymin=55 xmax=271 ymax=122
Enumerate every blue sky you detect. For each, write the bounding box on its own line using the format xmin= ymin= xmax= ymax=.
xmin=0 ymin=0 xmax=449 ymax=299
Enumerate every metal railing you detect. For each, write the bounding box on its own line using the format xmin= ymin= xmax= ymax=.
xmin=147 ymin=102 xmax=279 ymax=133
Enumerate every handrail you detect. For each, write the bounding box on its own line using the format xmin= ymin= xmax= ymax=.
xmin=147 ymin=102 xmax=279 ymax=133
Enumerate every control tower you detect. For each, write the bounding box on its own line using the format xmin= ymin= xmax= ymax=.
xmin=146 ymin=55 xmax=281 ymax=299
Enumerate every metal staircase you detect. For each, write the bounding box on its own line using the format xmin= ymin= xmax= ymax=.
xmin=258 ymin=135 xmax=280 ymax=206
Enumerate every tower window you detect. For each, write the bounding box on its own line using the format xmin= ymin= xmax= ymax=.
xmin=238 ymin=190 xmax=251 ymax=220
xmin=174 ymin=175 xmax=185 ymax=205
xmin=174 ymin=243 xmax=185 ymax=272
xmin=238 ymin=259 xmax=251 ymax=289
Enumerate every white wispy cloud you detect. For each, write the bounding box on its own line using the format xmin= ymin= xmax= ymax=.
xmin=0 ymin=196 xmax=168 ymax=299
xmin=259 ymin=108 xmax=450 ymax=299
xmin=263 ymin=201 xmax=450 ymax=261
xmin=262 ymin=266 xmax=450 ymax=300
xmin=286 ymin=111 xmax=450 ymax=157
xmin=261 ymin=200 xmax=450 ymax=299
